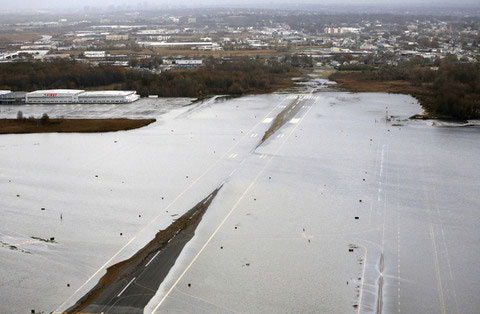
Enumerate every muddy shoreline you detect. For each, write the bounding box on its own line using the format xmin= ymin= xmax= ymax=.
xmin=0 ymin=118 xmax=156 ymax=134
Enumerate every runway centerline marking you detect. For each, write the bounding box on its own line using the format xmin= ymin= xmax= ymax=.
xmin=145 ymin=251 xmax=161 ymax=268
xmin=117 ymin=277 xmax=136 ymax=298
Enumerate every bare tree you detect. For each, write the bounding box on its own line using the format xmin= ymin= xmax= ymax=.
xmin=41 ymin=113 xmax=50 ymax=125
xmin=16 ymin=111 xmax=23 ymax=121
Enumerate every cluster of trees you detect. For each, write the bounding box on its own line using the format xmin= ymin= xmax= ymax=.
xmin=128 ymin=56 xmax=163 ymax=69
xmin=0 ymin=61 xmax=128 ymax=91
xmin=0 ymin=59 xmax=297 ymax=98
xmin=334 ymin=56 xmax=480 ymax=119
xmin=15 ymin=111 xmax=51 ymax=124
xmin=284 ymin=55 xmax=314 ymax=68
xmin=125 ymin=58 xmax=296 ymax=97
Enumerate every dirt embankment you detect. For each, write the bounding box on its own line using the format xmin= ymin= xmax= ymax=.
xmin=0 ymin=118 xmax=156 ymax=134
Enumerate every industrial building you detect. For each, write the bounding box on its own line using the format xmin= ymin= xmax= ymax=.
xmin=26 ymin=90 xmax=85 ymax=104
xmin=20 ymin=89 xmax=140 ymax=104
xmin=0 ymin=92 xmax=26 ymax=104
xmin=78 ymin=91 xmax=140 ymax=103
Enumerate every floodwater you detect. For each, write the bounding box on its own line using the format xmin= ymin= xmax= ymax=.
xmin=0 ymin=91 xmax=479 ymax=314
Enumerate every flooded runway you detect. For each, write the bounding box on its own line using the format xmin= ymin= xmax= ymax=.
xmin=0 ymin=92 xmax=479 ymax=313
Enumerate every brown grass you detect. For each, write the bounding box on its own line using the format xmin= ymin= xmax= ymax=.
xmin=329 ymin=73 xmax=428 ymax=95
xmin=328 ymin=72 xmax=447 ymax=119
xmin=0 ymin=118 xmax=156 ymax=134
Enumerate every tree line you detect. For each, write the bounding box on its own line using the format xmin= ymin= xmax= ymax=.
xmin=0 ymin=59 xmax=297 ymax=98
xmin=333 ymin=57 xmax=480 ymax=119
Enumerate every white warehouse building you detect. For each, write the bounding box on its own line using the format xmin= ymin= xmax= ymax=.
xmin=25 ymin=89 xmax=140 ymax=104
xmin=78 ymin=91 xmax=140 ymax=103
xmin=26 ymin=89 xmax=84 ymax=104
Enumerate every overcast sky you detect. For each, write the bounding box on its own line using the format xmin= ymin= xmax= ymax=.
xmin=2 ymin=0 xmax=479 ymax=12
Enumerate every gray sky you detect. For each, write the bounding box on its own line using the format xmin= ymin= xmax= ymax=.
xmin=2 ymin=0 xmax=479 ymax=12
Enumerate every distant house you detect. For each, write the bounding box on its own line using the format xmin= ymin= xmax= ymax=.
xmin=84 ymin=51 xmax=106 ymax=58
xmin=173 ymin=59 xmax=203 ymax=68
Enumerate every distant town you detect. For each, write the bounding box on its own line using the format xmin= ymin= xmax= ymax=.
xmin=0 ymin=9 xmax=478 ymax=70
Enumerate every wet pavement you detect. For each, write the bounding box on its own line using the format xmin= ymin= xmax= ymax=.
xmin=0 ymin=92 xmax=479 ymax=313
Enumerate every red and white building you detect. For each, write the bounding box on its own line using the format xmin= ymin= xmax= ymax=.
xmin=25 ymin=89 xmax=140 ymax=104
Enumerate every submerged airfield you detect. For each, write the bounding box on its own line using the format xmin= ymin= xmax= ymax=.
xmin=0 ymin=87 xmax=479 ymax=313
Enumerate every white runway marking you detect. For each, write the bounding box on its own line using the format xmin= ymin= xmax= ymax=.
xmin=250 ymin=133 xmax=258 ymax=138
xmin=277 ymin=133 xmax=284 ymax=138
xmin=263 ymin=118 xmax=273 ymax=123
xmin=145 ymin=251 xmax=161 ymax=267
xmin=289 ymin=118 xmax=300 ymax=124
xmin=228 ymin=153 xmax=237 ymax=159
xmin=117 ymin=277 xmax=136 ymax=298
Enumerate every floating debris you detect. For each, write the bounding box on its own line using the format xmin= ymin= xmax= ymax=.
xmin=31 ymin=236 xmax=56 ymax=243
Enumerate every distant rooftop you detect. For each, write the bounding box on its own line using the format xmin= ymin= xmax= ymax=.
xmin=27 ymin=89 xmax=85 ymax=95
xmin=81 ymin=91 xmax=136 ymax=96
